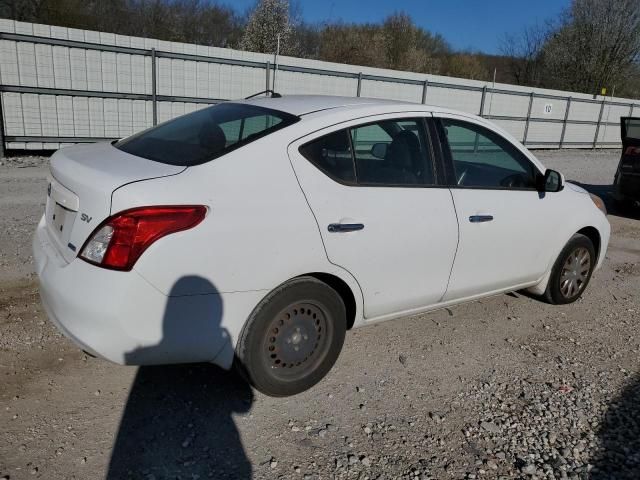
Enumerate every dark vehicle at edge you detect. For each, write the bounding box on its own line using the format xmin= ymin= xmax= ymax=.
xmin=614 ymin=117 xmax=640 ymax=208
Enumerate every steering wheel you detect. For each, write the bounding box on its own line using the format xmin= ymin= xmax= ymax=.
xmin=500 ymin=173 xmax=528 ymax=188
xmin=456 ymin=169 xmax=467 ymax=185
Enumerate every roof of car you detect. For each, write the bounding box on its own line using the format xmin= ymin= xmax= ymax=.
xmin=230 ymin=94 xmax=545 ymax=173
xmin=238 ymin=94 xmax=422 ymax=116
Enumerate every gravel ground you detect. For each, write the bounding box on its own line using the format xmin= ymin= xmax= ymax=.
xmin=0 ymin=148 xmax=639 ymax=480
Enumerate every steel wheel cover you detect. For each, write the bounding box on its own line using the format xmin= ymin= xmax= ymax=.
xmin=262 ymin=302 xmax=332 ymax=381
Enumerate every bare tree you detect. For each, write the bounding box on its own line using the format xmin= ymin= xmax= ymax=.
xmin=382 ymin=12 xmax=447 ymax=73
xmin=543 ymin=0 xmax=640 ymax=95
xmin=318 ymin=22 xmax=386 ymax=68
xmin=292 ymin=21 xmax=322 ymax=59
xmin=0 ymin=0 xmax=242 ymax=48
xmin=500 ymin=23 xmax=550 ymax=86
xmin=443 ymin=53 xmax=490 ymax=81
xmin=0 ymin=0 xmax=47 ymax=21
xmin=317 ymin=13 xmax=448 ymax=74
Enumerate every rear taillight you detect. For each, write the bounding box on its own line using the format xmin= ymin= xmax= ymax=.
xmin=79 ymin=205 xmax=207 ymax=271
xmin=625 ymin=146 xmax=640 ymax=156
xmin=622 ymin=147 xmax=640 ymax=171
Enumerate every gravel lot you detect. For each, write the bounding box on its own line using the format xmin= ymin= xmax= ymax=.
xmin=0 ymin=148 xmax=639 ymax=480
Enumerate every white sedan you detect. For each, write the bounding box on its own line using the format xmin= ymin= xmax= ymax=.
xmin=33 ymin=95 xmax=610 ymax=396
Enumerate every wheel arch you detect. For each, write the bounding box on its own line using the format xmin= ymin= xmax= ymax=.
xmin=527 ymin=223 xmax=604 ymax=296
xmin=576 ymin=226 xmax=601 ymax=263
xmin=300 ymin=272 xmax=358 ymax=330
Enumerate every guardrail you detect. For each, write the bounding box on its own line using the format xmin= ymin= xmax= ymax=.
xmin=0 ymin=30 xmax=633 ymax=155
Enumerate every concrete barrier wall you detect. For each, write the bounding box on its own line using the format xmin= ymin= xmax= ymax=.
xmin=0 ymin=18 xmax=635 ymax=152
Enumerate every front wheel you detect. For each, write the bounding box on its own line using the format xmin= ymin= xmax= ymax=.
xmin=544 ymin=233 xmax=596 ymax=305
xmin=235 ymin=277 xmax=346 ymax=397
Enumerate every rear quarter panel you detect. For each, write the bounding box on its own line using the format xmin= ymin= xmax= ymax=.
xmin=110 ymin=129 xmax=362 ymax=302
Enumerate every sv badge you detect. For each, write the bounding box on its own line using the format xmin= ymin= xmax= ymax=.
xmin=80 ymin=213 xmax=93 ymax=223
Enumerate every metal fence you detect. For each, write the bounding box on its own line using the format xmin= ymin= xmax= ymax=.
xmin=0 ymin=19 xmax=636 ymax=156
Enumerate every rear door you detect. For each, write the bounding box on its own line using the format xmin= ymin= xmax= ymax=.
xmin=288 ymin=114 xmax=459 ymax=319
xmin=617 ymin=117 xmax=640 ymax=197
xmin=434 ymin=113 xmax=560 ymax=300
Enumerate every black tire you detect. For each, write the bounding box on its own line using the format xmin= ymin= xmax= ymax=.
xmin=544 ymin=233 xmax=596 ymax=305
xmin=235 ymin=277 xmax=346 ymax=397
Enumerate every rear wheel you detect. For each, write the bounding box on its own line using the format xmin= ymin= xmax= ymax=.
xmin=544 ymin=234 xmax=596 ymax=305
xmin=235 ymin=277 xmax=346 ymax=397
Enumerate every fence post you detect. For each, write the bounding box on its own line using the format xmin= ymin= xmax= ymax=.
xmin=151 ymin=48 xmax=158 ymax=126
xmin=522 ymin=92 xmax=534 ymax=145
xmin=356 ymin=72 xmax=362 ymax=97
xmin=421 ymin=79 xmax=428 ymax=104
xmin=593 ymin=97 xmax=606 ymax=149
xmin=559 ymin=97 xmax=571 ymax=148
xmin=479 ymin=86 xmax=487 ymax=117
xmin=265 ymin=61 xmax=271 ymax=92
xmin=0 ymin=93 xmax=5 ymax=159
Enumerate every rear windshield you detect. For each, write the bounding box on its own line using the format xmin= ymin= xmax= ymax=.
xmin=622 ymin=117 xmax=640 ymax=142
xmin=115 ymin=103 xmax=299 ymax=166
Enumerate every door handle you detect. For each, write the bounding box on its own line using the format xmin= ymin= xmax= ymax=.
xmin=328 ymin=223 xmax=364 ymax=233
xmin=469 ymin=215 xmax=494 ymax=223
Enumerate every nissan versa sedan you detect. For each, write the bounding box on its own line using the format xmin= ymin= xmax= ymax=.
xmin=33 ymin=95 xmax=610 ymax=396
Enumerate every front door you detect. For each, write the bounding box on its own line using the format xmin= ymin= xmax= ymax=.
xmin=434 ymin=114 xmax=559 ymax=301
xmin=288 ymin=114 xmax=459 ymax=319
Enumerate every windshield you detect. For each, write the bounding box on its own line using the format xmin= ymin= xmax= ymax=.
xmin=115 ymin=103 xmax=299 ymax=166
xmin=622 ymin=117 xmax=640 ymax=142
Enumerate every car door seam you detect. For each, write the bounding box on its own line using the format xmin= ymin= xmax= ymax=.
xmin=109 ymin=166 xmax=188 ymax=215
xmin=440 ymin=187 xmax=461 ymax=303
xmin=285 ymin=144 xmax=367 ymax=312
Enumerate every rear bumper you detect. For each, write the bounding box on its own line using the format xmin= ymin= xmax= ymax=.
xmin=33 ymin=215 xmax=262 ymax=368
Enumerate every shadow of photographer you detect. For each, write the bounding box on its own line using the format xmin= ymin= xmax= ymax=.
xmin=106 ymin=276 xmax=254 ymax=479
xmin=591 ymin=374 xmax=640 ymax=479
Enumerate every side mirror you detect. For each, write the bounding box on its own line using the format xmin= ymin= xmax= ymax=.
xmin=540 ymin=169 xmax=564 ymax=192
xmin=370 ymin=143 xmax=388 ymax=159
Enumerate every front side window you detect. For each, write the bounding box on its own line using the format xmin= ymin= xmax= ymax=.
xmin=441 ymin=119 xmax=537 ymax=189
xmin=116 ymin=103 xmax=298 ymax=166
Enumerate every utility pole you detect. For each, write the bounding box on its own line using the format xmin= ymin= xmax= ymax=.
xmin=272 ymin=33 xmax=281 ymax=94
xmin=487 ymin=68 xmax=497 ymax=116
xmin=601 ymin=85 xmax=615 ymax=147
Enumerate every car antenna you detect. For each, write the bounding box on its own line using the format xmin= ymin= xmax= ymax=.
xmin=245 ymin=90 xmax=282 ymax=99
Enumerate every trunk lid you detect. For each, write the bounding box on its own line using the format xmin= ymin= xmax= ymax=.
xmin=46 ymin=142 xmax=185 ymax=263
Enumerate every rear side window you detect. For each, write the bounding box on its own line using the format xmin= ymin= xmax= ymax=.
xmin=116 ymin=103 xmax=298 ymax=166
xmin=299 ymin=130 xmax=355 ymax=183
xmin=299 ymin=117 xmax=435 ymax=186
xmin=351 ymin=119 xmax=433 ymax=185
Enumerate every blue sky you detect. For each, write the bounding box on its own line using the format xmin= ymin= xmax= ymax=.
xmin=229 ymin=0 xmax=570 ymax=54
